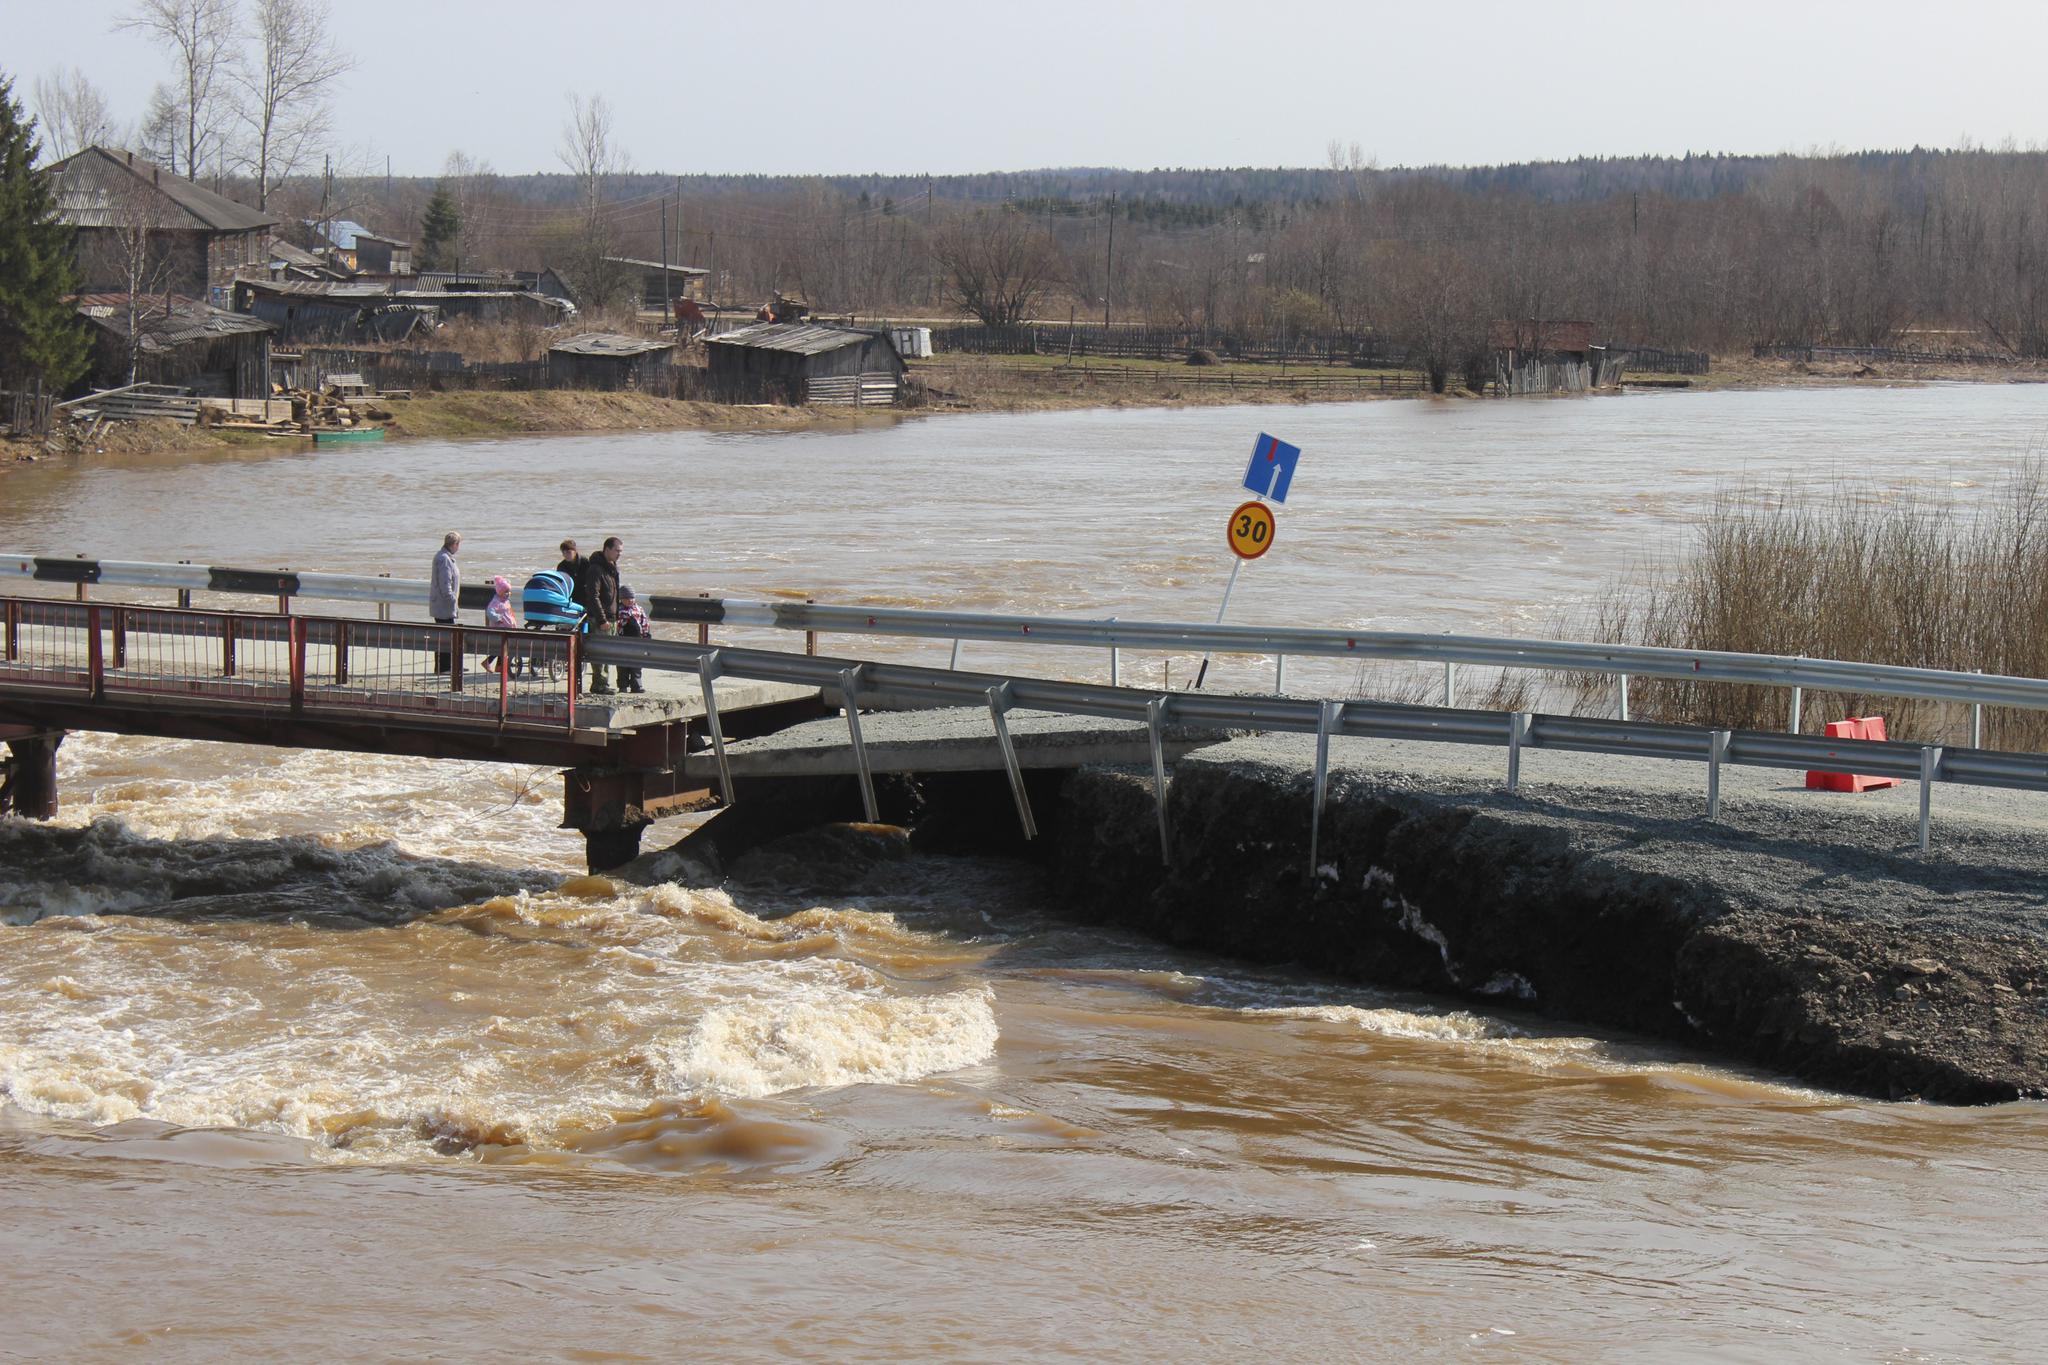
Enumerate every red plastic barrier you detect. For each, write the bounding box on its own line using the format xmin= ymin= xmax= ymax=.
xmin=1805 ymin=716 xmax=1900 ymax=792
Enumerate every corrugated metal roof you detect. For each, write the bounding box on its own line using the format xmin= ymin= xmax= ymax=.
xmin=74 ymin=294 xmax=274 ymax=349
xmin=549 ymin=332 xmax=676 ymax=358
xmin=48 ymin=147 xmax=277 ymax=233
xmin=267 ymin=239 xmax=328 ymax=268
xmin=602 ymin=256 xmax=709 ymax=275
xmin=239 ymin=279 xmax=395 ymax=299
xmin=706 ymin=323 xmax=886 ymax=356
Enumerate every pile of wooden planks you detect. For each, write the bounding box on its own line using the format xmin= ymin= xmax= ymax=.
xmin=56 ymin=381 xmax=391 ymax=439
xmin=58 ymin=383 xmax=205 ymax=426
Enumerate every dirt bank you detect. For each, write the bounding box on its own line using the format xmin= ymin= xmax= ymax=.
xmin=1 ymin=389 xmax=890 ymax=467
xmin=1700 ymin=353 xmax=2048 ymax=391
xmin=909 ymin=355 xmax=1470 ymax=414
xmin=1049 ymin=737 xmax=2048 ymax=1104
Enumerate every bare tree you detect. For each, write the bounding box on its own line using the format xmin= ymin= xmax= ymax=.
xmin=30 ymin=67 xmax=115 ymax=160
xmin=441 ymin=149 xmax=495 ymax=269
xmin=233 ymin=0 xmax=353 ymax=209
xmin=134 ymin=84 xmax=183 ymax=170
xmin=555 ymin=93 xmax=630 ymax=306
xmin=85 ymin=169 xmax=183 ymax=384
xmin=116 ymin=0 xmax=240 ymax=180
xmin=930 ymin=209 xmax=1058 ymax=326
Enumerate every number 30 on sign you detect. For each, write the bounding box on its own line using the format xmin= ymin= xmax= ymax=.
xmin=1227 ymin=500 xmax=1276 ymax=560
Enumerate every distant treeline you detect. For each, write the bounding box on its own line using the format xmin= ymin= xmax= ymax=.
xmin=283 ymin=147 xmax=2048 ymax=358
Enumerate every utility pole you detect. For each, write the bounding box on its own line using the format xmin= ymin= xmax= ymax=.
xmin=1104 ymin=192 xmax=1115 ymax=333
xmin=661 ymin=194 xmax=671 ymax=327
xmin=925 ymin=174 xmax=934 ymax=308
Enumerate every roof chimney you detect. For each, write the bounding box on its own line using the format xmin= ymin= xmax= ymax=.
xmin=126 ymin=150 xmax=134 ymax=165
xmin=153 ymin=167 xmax=160 ymax=186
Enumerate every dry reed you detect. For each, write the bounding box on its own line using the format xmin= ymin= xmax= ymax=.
xmin=1569 ymin=464 xmax=2048 ymax=749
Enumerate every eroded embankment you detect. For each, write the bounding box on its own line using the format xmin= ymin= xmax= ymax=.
xmin=1049 ymin=741 xmax=2048 ymax=1103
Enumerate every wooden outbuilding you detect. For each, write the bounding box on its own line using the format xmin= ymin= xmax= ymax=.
xmin=351 ymin=231 xmax=413 ymax=276
xmin=547 ymin=333 xmax=676 ymax=390
xmin=603 ymin=257 xmax=709 ymax=308
xmin=703 ymin=324 xmax=905 ymax=405
xmin=1489 ymin=318 xmax=1621 ymax=394
xmin=75 ymin=293 xmax=274 ymax=398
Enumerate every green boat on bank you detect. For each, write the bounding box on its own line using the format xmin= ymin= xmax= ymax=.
xmin=312 ymin=427 xmax=386 ymax=445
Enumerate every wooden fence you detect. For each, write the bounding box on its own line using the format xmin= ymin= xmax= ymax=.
xmin=1616 ymin=345 xmax=1711 ymax=375
xmin=1752 ymin=343 xmax=2016 ymax=366
xmin=295 ymin=348 xmax=705 ymax=399
xmin=915 ymin=362 xmax=1474 ymax=396
xmin=3 ymin=385 xmax=55 ymax=438
xmin=922 ymin=322 xmax=1414 ymax=368
xmin=920 ymin=322 xmax=1710 ymax=375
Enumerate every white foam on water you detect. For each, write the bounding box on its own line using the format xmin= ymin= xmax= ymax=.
xmin=651 ymin=986 xmax=998 ymax=1099
xmin=1251 ymin=1003 xmax=1521 ymax=1044
xmin=0 ymin=871 xmax=1002 ymax=1161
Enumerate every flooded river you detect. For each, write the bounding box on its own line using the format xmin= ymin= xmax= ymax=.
xmin=4 ymin=386 xmax=2047 ymax=1359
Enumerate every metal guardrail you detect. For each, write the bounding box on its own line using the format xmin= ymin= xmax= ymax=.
xmin=583 ymin=633 xmax=2023 ymax=860
xmin=1 ymin=591 xmax=2029 ymax=860
xmin=7 ymin=554 xmax=2047 ymax=727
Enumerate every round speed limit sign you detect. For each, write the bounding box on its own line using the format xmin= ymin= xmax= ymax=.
xmin=1227 ymin=500 xmax=1276 ymax=560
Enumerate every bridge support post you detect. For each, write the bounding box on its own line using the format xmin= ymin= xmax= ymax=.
xmin=1145 ymin=696 xmax=1172 ymax=865
xmin=562 ymin=758 xmax=713 ymax=874
xmin=985 ymin=682 xmax=1037 ymax=840
xmin=0 ymin=731 xmax=63 ymax=820
xmin=583 ymin=825 xmax=644 ymax=872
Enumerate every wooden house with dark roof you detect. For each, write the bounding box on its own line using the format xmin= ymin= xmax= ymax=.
xmin=48 ymin=147 xmax=279 ymax=305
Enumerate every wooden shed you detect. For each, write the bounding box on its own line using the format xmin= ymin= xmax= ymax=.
xmin=547 ymin=333 xmax=677 ymax=390
xmin=703 ymin=324 xmax=905 ymax=405
xmin=75 ymin=294 xmax=274 ymax=398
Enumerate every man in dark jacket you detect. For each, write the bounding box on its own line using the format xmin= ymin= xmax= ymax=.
xmin=577 ymin=536 xmax=623 ymax=694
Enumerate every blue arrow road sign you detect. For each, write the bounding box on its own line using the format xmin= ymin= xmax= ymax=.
xmin=1242 ymin=432 xmax=1302 ymax=504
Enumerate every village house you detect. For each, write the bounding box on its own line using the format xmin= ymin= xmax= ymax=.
xmin=546 ymin=333 xmax=676 ymax=390
xmin=703 ymin=323 xmax=905 ymax=405
xmin=47 ymin=146 xmax=278 ymax=305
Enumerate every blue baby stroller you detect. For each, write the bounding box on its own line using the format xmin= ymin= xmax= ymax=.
xmin=520 ymin=570 xmax=587 ymax=679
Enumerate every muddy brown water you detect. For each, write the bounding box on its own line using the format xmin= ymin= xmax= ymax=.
xmin=4 ymin=387 xmax=2048 ymax=1359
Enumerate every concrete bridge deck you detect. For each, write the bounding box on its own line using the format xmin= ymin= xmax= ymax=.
xmin=685 ymin=705 xmax=1231 ymax=779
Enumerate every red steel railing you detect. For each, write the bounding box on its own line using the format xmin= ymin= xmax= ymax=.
xmin=0 ymin=597 xmax=585 ymax=729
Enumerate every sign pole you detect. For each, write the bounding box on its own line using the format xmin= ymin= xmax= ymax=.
xmin=1190 ymin=433 xmax=1299 ymax=692
xmin=1191 ymin=556 xmax=1243 ymax=691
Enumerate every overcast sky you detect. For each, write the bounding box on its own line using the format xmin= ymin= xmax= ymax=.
xmin=12 ymin=0 xmax=2048 ymax=177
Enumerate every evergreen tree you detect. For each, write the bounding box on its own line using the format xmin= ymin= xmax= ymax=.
xmin=0 ymin=72 xmax=88 ymax=394
xmin=419 ymin=184 xmax=461 ymax=272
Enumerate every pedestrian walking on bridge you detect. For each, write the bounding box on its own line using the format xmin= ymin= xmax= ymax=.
xmin=430 ymin=531 xmax=461 ymax=674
